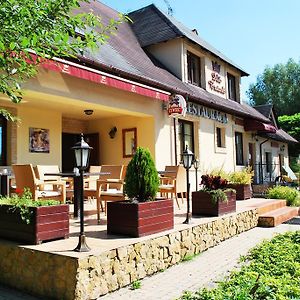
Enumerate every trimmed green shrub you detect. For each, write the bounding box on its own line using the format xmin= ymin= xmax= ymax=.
xmin=124 ymin=147 xmax=159 ymax=202
xmin=229 ymin=167 xmax=254 ymax=184
xmin=266 ymin=185 xmax=300 ymax=206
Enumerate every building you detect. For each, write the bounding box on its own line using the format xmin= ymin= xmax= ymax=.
xmin=0 ymin=1 xmax=297 ymax=188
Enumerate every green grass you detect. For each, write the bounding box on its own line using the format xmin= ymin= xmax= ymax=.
xmin=179 ymin=231 xmax=300 ymax=300
xmin=131 ymin=280 xmax=141 ymax=290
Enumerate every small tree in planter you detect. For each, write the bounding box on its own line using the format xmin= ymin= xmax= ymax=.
xmin=192 ymin=174 xmax=236 ymax=216
xmin=0 ymin=189 xmax=69 ymax=244
xmin=107 ymin=147 xmax=174 ymax=237
xmin=228 ymin=167 xmax=253 ymax=200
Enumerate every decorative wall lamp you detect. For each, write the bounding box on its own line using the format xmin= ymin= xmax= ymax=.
xmin=280 ymin=144 xmax=285 ymax=152
xmin=182 ymin=145 xmax=194 ymax=224
xmin=109 ymin=126 xmax=117 ymax=139
xmin=72 ymin=133 xmax=93 ymax=252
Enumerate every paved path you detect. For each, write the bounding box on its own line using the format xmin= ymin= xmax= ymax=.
xmin=0 ymin=219 xmax=299 ymax=300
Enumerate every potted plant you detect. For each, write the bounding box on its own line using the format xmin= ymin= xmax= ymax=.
xmin=0 ymin=189 xmax=69 ymax=244
xmin=227 ymin=167 xmax=253 ymax=200
xmin=192 ymin=174 xmax=236 ymax=216
xmin=107 ymin=147 xmax=174 ymax=237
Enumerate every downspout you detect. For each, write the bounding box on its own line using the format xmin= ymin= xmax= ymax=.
xmin=174 ymin=118 xmax=177 ymax=165
xmin=259 ymin=138 xmax=269 ymax=184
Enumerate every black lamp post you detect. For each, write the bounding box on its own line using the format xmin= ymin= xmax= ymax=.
xmin=182 ymin=145 xmax=194 ymax=224
xmin=72 ymin=133 xmax=93 ymax=252
xmin=193 ymin=157 xmax=199 ymax=191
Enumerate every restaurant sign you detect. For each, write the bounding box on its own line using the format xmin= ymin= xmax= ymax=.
xmin=186 ymin=102 xmax=228 ymax=124
xmin=168 ymin=94 xmax=187 ymax=117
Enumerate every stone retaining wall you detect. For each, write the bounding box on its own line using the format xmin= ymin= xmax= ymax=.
xmin=0 ymin=209 xmax=258 ymax=300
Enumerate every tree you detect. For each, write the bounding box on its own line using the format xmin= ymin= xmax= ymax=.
xmin=247 ymin=58 xmax=300 ymax=116
xmin=0 ymin=0 xmax=126 ymax=120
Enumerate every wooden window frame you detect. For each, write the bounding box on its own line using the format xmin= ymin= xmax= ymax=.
xmin=235 ymin=132 xmax=244 ymax=166
xmin=187 ymin=51 xmax=201 ymax=86
xmin=122 ymin=128 xmax=137 ymax=158
xmin=178 ymin=119 xmax=195 ymax=157
xmin=227 ymin=73 xmax=237 ymax=101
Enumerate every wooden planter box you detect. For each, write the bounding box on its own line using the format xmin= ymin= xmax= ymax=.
xmin=227 ymin=184 xmax=252 ymax=200
xmin=0 ymin=204 xmax=69 ymax=244
xmin=107 ymin=199 xmax=174 ymax=237
xmin=192 ymin=190 xmax=236 ymax=216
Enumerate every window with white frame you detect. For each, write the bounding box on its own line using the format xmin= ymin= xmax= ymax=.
xmin=187 ymin=51 xmax=201 ymax=86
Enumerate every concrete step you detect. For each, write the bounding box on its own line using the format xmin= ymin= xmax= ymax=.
xmin=258 ymin=206 xmax=299 ymax=227
xmin=255 ymin=199 xmax=287 ymax=215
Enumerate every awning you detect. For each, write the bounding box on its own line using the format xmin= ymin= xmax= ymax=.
xmin=282 ymin=165 xmax=297 ymax=180
xmin=35 ymin=55 xmax=170 ymax=102
xmin=244 ymin=119 xmax=277 ymax=133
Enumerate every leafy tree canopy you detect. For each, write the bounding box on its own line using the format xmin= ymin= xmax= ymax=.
xmin=247 ymin=58 xmax=300 ymax=116
xmin=0 ymin=0 xmax=126 ymax=119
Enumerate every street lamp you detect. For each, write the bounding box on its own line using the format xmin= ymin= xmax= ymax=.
xmin=182 ymin=145 xmax=194 ymax=224
xmin=72 ymin=133 xmax=93 ymax=252
xmin=193 ymin=157 xmax=199 ymax=191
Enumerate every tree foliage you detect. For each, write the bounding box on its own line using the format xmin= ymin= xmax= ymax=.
xmin=247 ymin=58 xmax=300 ymax=116
xmin=0 ymin=0 xmax=126 ymax=119
xmin=124 ymin=147 xmax=160 ymax=202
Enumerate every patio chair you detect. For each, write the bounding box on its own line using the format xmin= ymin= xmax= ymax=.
xmin=12 ymin=164 xmax=66 ymax=203
xmin=36 ymin=164 xmax=73 ymax=202
xmin=159 ymin=165 xmax=186 ymax=209
xmin=95 ymin=165 xmax=125 ymax=223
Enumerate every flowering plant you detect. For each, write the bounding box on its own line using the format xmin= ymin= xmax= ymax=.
xmin=200 ymin=174 xmax=235 ymax=203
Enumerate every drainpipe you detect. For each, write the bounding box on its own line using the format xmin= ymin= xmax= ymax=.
xmin=174 ymin=118 xmax=177 ymax=165
xmin=259 ymin=138 xmax=269 ymax=184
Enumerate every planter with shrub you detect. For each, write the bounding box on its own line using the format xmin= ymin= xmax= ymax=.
xmin=227 ymin=167 xmax=253 ymax=200
xmin=0 ymin=189 xmax=69 ymax=244
xmin=192 ymin=174 xmax=236 ymax=216
xmin=107 ymin=147 xmax=174 ymax=237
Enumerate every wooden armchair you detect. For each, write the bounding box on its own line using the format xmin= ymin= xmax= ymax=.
xmin=159 ymin=165 xmax=186 ymax=209
xmin=95 ymin=165 xmax=125 ymax=223
xmin=13 ymin=164 xmax=66 ymax=203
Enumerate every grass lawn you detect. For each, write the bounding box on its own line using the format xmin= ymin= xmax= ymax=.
xmin=179 ymin=231 xmax=300 ymax=300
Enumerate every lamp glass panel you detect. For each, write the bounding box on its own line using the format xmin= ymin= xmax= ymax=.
xmin=74 ymin=149 xmax=82 ymax=168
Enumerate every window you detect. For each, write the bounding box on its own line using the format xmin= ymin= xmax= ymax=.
xmin=227 ymin=73 xmax=236 ymax=101
xmin=265 ymin=152 xmax=272 ymax=173
xmin=235 ymin=132 xmax=244 ymax=165
xmin=0 ymin=116 xmax=7 ymax=166
xmin=216 ymin=127 xmax=226 ymax=148
xmin=178 ymin=120 xmax=194 ymax=157
xmin=187 ymin=51 xmax=201 ymax=86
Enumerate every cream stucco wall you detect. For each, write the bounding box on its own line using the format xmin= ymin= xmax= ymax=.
xmin=146 ymin=38 xmax=184 ymax=80
xmin=16 ymin=106 xmax=62 ymax=167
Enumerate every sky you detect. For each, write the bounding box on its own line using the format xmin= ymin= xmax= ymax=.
xmin=101 ymin=0 xmax=300 ymax=103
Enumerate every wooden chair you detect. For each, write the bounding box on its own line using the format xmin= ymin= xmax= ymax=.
xmin=12 ymin=164 xmax=66 ymax=203
xmin=95 ymin=165 xmax=125 ymax=223
xmin=159 ymin=165 xmax=186 ymax=209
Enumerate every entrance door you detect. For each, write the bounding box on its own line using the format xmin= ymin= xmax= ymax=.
xmin=62 ymin=133 xmax=99 ymax=172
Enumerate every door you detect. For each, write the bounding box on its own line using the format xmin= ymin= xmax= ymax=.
xmin=62 ymin=133 xmax=99 ymax=172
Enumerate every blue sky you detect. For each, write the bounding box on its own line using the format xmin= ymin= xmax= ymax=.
xmin=102 ymin=0 xmax=300 ymax=103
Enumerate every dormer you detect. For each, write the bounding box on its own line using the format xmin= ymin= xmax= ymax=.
xmin=128 ymin=4 xmax=249 ymax=103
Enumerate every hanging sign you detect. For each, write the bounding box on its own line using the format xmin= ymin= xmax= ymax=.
xmin=168 ymin=94 xmax=187 ymax=117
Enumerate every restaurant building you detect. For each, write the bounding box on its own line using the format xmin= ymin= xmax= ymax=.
xmin=0 ymin=2 xmax=297 ymax=187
